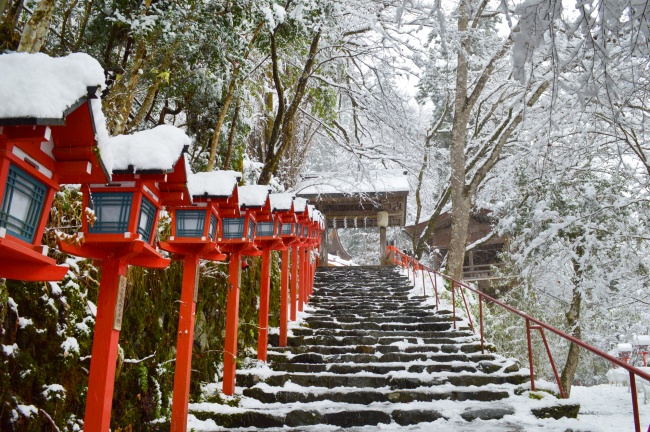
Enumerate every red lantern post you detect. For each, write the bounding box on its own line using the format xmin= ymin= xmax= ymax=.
xmin=211 ymin=183 xmax=261 ymax=395
xmin=158 ymin=170 xmax=241 ymax=432
xmin=273 ymin=194 xmax=298 ymax=347
xmin=291 ymin=198 xmax=309 ymax=316
xmin=237 ymin=185 xmax=281 ymax=362
xmin=59 ymin=125 xmax=190 ymax=432
xmin=0 ymin=53 xmax=110 ymax=281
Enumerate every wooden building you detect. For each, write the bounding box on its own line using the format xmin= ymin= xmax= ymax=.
xmin=405 ymin=209 xmax=506 ymax=283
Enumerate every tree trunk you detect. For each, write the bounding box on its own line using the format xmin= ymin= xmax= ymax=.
xmin=16 ymin=0 xmax=56 ymax=53
xmin=105 ymin=37 xmax=148 ymax=134
xmin=258 ymin=31 xmax=321 ymax=185
xmin=560 ymin=256 xmax=583 ymax=397
xmin=446 ymin=2 xmax=470 ymax=281
xmin=223 ymin=100 xmax=240 ymax=169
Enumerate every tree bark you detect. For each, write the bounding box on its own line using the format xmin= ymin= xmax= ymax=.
xmin=16 ymin=0 xmax=56 ymax=53
xmin=446 ymin=2 xmax=471 ymax=280
xmin=561 ymin=255 xmax=583 ymax=397
xmin=223 ymin=100 xmax=240 ymax=169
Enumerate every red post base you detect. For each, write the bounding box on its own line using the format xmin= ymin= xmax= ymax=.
xmin=83 ymin=259 xmax=127 ymax=432
xmin=257 ymin=247 xmax=272 ymax=361
xmin=280 ymin=249 xmax=289 ymax=347
xmin=170 ymin=254 xmax=200 ymax=432
xmin=222 ymin=252 xmax=241 ymax=395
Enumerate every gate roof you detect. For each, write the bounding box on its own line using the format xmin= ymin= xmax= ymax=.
xmin=294 ymin=170 xmax=409 ymax=229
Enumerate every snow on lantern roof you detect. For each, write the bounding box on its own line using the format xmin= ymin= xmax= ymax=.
xmin=0 ymin=52 xmax=113 ymax=174
xmin=238 ymin=185 xmax=270 ymax=208
xmin=295 ymin=169 xmax=410 ymax=196
xmin=634 ymin=335 xmax=650 ymax=346
xmin=294 ymin=197 xmax=308 ymax=213
xmin=270 ymin=193 xmax=295 ymax=212
xmin=313 ymin=209 xmax=324 ymax=228
xmin=307 ymin=204 xmax=315 ymax=219
xmin=109 ymin=125 xmax=190 ymax=173
xmin=0 ymin=52 xmax=105 ymax=120
xmin=187 ymin=170 xmax=240 ymax=198
xmin=617 ymin=343 xmax=633 ymax=353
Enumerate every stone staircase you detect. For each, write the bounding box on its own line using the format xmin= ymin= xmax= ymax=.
xmin=188 ymin=266 xmax=579 ymax=431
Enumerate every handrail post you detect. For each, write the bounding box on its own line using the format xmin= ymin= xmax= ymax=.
xmin=479 ymin=296 xmax=484 ymax=354
xmin=458 ymin=284 xmax=474 ymax=332
xmin=421 ymin=266 xmax=426 ymax=297
xmin=526 ymin=318 xmax=535 ymax=391
xmin=629 ymin=371 xmax=641 ymax=432
xmin=451 ymin=280 xmax=456 ymax=330
xmin=535 ymin=327 xmax=566 ymax=398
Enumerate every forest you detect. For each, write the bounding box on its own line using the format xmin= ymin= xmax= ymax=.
xmin=1 ymin=0 xmax=649 ymax=429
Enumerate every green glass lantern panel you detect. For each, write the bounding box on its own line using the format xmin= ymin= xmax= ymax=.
xmin=137 ymin=197 xmax=157 ymax=242
xmin=209 ymin=214 xmax=218 ymax=240
xmin=281 ymin=222 xmax=293 ymax=235
xmin=89 ymin=192 xmax=132 ymax=234
xmin=0 ymin=164 xmax=47 ymax=243
xmin=222 ymin=218 xmax=245 ymax=238
xmin=256 ymin=222 xmax=274 ymax=237
xmin=176 ymin=210 xmax=206 ymax=237
xmin=248 ymin=219 xmax=255 ymax=239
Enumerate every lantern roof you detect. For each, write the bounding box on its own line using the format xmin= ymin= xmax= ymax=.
xmin=269 ymin=193 xmax=295 ymax=212
xmin=634 ymin=335 xmax=650 ymax=346
xmin=312 ymin=209 xmax=325 ymax=229
xmin=109 ymin=125 xmax=190 ymax=174
xmin=293 ymin=197 xmax=308 ymax=213
xmin=187 ymin=170 xmax=241 ymax=199
xmin=238 ymin=185 xmax=271 ymax=209
xmin=0 ymin=52 xmax=105 ymax=121
xmin=0 ymin=52 xmax=113 ymax=181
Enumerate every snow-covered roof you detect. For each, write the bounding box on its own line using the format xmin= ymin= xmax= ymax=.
xmin=293 ymin=197 xmax=308 ymax=213
xmin=634 ymin=335 xmax=650 ymax=346
xmin=187 ymin=171 xmax=240 ymax=198
xmin=295 ymin=169 xmax=410 ymax=196
xmin=617 ymin=343 xmax=633 ymax=353
xmin=307 ymin=204 xmax=315 ymax=219
xmin=0 ymin=52 xmax=105 ymax=120
xmin=109 ymin=125 xmax=190 ymax=172
xmin=270 ymin=193 xmax=295 ymax=211
xmin=313 ymin=209 xmax=324 ymax=228
xmin=238 ymin=185 xmax=270 ymax=208
xmin=0 ymin=52 xmax=113 ymax=174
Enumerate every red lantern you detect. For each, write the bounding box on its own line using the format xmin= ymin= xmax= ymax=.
xmin=0 ymin=53 xmax=110 ymax=281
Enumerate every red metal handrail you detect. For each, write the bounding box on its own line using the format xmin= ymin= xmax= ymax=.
xmin=386 ymin=245 xmax=650 ymax=432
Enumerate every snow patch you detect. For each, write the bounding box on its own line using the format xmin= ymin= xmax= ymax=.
xmin=109 ymin=125 xmax=190 ymax=172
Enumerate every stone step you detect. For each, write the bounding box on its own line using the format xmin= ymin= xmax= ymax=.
xmin=235 ymin=370 xmax=529 ymax=389
xmin=305 ymin=315 xmax=450 ymax=324
xmin=269 ymin=342 xmax=493 ymax=357
xmin=268 ymin=342 xmax=484 ymax=355
xmin=266 ymin=351 xmax=500 ymax=365
xmin=269 ymin=333 xmax=474 ymax=347
xmin=190 ymin=407 xmax=448 ymax=428
xmin=242 ymin=386 xmax=510 ymax=404
xmin=291 ymin=324 xmax=454 ymax=336
xmin=259 ymin=361 xmax=484 ymax=375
